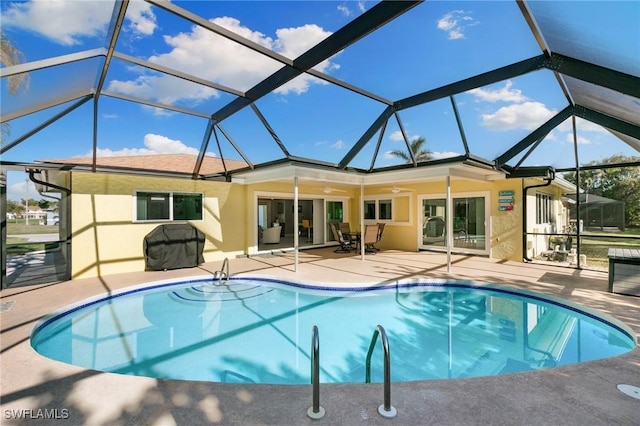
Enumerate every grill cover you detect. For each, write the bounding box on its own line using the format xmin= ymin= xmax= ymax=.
xmin=144 ymin=224 xmax=205 ymax=271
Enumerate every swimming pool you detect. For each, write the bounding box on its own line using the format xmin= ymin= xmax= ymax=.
xmin=31 ymin=276 xmax=635 ymax=385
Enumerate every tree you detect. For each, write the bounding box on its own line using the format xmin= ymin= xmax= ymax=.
xmin=6 ymin=200 xmax=24 ymax=215
xmin=1 ymin=31 xmax=30 ymax=142
xmin=388 ymin=136 xmax=433 ymax=163
xmin=563 ymin=154 xmax=640 ymax=227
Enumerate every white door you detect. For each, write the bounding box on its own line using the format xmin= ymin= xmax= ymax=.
xmin=419 ymin=193 xmax=489 ymax=254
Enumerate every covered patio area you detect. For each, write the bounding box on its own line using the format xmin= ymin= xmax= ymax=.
xmin=1 ymin=248 xmax=638 ymax=425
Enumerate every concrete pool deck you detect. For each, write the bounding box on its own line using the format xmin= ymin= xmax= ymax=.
xmin=1 ymin=248 xmax=639 ymax=425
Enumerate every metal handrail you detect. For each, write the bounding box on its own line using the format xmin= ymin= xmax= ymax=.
xmin=214 ymin=258 xmax=229 ymax=285
xmin=307 ymin=325 xmax=325 ymax=419
xmin=365 ymin=325 xmax=397 ymax=418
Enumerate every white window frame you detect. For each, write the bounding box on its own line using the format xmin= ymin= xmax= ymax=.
xmin=363 ymin=197 xmax=394 ymax=222
xmin=535 ymin=193 xmax=552 ymax=225
xmin=134 ymin=190 xmax=203 ymax=222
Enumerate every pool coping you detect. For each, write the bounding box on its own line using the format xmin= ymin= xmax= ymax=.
xmin=1 ymin=249 xmax=639 ymax=425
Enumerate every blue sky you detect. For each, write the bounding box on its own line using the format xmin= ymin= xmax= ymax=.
xmin=2 ymin=0 xmax=638 ymax=201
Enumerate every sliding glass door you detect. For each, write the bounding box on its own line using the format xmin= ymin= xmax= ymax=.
xmin=326 ymin=201 xmax=344 ymax=242
xmin=419 ymin=193 xmax=488 ymax=253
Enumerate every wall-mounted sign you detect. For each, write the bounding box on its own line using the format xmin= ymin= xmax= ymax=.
xmin=498 ymin=190 xmax=515 ymax=211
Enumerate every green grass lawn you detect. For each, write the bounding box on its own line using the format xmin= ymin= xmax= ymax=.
xmin=6 ymin=220 xmax=60 ymax=255
xmin=6 ymin=237 xmax=60 ymax=255
xmin=6 ymin=220 xmax=59 ymax=235
xmin=576 ymin=228 xmax=639 ymax=269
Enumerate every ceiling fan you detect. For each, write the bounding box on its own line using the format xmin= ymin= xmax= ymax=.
xmin=379 ymin=185 xmax=415 ymax=193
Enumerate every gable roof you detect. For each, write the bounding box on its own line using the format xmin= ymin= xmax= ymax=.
xmin=36 ymin=154 xmax=248 ymax=178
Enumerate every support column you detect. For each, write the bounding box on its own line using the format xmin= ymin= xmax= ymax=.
xmin=294 ymin=176 xmax=299 ymax=272
xmin=446 ymin=175 xmax=452 ymax=273
xmin=1 ymin=170 xmax=7 ymax=289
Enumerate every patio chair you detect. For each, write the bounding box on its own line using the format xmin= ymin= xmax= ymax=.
xmin=339 ymin=222 xmax=356 ymax=247
xmin=302 ymin=219 xmax=313 ymax=242
xmin=363 ymin=224 xmax=380 ymax=254
xmin=263 ymin=226 xmax=281 ymax=244
xmin=330 ymin=223 xmax=353 ymax=253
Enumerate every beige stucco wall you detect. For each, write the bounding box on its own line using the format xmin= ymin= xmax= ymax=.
xmin=523 ymin=178 xmax=566 ymax=259
xmin=65 ymin=171 xmax=565 ymax=279
xmin=70 ymin=172 xmax=246 ymax=279
xmin=243 ymin=177 xmax=527 ymax=261
xmin=357 ymin=178 xmax=525 ymax=261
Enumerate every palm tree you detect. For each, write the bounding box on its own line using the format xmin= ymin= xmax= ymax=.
xmin=1 ymin=32 xmax=30 ymax=142
xmin=388 ymin=136 xmax=432 ymax=163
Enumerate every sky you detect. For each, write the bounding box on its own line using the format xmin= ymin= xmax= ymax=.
xmin=2 ymin=0 xmax=638 ymax=202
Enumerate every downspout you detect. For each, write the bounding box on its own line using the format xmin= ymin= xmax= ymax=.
xmin=522 ymin=172 xmax=554 ymax=262
xmin=28 ymin=170 xmax=71 ymax=195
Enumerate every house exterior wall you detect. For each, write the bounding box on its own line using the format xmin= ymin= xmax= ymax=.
xmin=359 ymin=178 xmax=524 ymax=261
xmin=70 ymin=172 xmax=246 ymax=279
xmin=524 ymin=178 xmax=566 ymax=259
xmin=61 ymin=170 xmax=572 ymax=279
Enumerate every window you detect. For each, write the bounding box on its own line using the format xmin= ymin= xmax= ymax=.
xmin=536 ymin=193 xmax=552 ymax=224
xmin=364 ymin=200 xmax=376 ymax=220
xmin=379 ymin=199 xmax=392 ymax=220
xmin=136 ymin=191 xmax=203 ymax=221
xmin=363 ymin=198 xmax=393 ymax=221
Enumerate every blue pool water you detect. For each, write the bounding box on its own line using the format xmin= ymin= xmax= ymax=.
xmin=31 ymin=277 xmax=635 ymax=384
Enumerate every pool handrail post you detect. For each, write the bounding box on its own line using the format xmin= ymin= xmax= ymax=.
xmin=307 ymin=325 xmax=325 ymax=419
xmin=221 ymin=257 xmax=229 ymax=283
xmin=365 ymin=324 xmax=397 ymax=418
xmin=214 ymin=258 xmax=230 ymax=285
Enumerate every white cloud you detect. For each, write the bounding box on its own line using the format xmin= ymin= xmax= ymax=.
xmin=338 ymin=2 xmax=366 ymax=16
xmin=107 ymin=17 xmax=337 ymax=106
xmin=383 ymin=151 xmax=398 ymax=160
xmin=383 ymin=149 xmax=459 ymax=161
xmin=389 ymin=130 xmax=422 ymax=142
xmin=125 ymin=0 xmax=157 ymax=36
xmin=557 ymin=116 xmax=608 ymax=134
xmin=437 ymin=10 xmax=477 ymax=40
xmin=107 ymin=74 xmax=218 ymax=107
xmin=7 ymin=179 xmax=38 ymax=203
xmin=2 ymin=0 xmax=156 ymax=45
xmin=84 ymin=133 xmax=214 ymax=157
xmin=331 ymin=140 xmax=345 ymax=149
xmin=468 ymin=80 xmax=528 ymax=103
xmin=431 ymin=151 xmax=460 ymax=160
xmin=566 ymin=133 xmax=591 ymax=145
xmin=480 ymin=101 xmax=556 ymax=131
xmin=337 ymin=5 xmax=351 ymax=17
xmin=389 ymin=130 xmax=405 ymax=142
xmin=272 ymin=23 xmax=338 ymax=94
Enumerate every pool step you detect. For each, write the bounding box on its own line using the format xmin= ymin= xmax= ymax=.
xmin=171 ymin=282 xmax=273 ymax=303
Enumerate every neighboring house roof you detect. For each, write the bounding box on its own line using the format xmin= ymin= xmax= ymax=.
xmin=37 ymin=154 xmax=248 ymax=176
xmin=563 ymin=193 xmax=622 ymax=205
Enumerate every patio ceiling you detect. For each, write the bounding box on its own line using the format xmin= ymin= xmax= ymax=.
xmin=1 ymin=0 xmax=638 ymax=181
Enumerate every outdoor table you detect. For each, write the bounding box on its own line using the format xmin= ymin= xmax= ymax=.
xmin=607 ymin=248 xmax=640 ymax=296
